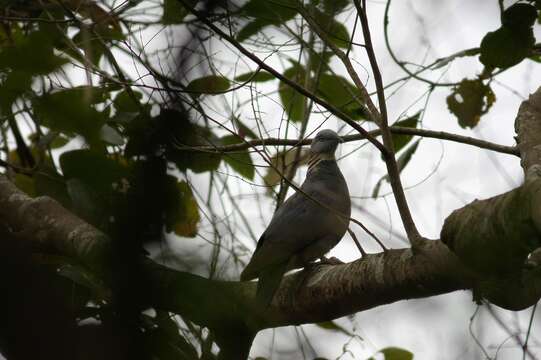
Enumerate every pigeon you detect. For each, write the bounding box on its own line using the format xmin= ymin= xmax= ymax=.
xmin=240 ymin=129 xmax=351 ymax=306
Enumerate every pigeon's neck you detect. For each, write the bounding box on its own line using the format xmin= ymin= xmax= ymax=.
xmin=308 ymin=152 xmax=335 ymax=172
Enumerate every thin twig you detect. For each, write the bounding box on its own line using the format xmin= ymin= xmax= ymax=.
xmin=522 ymin=303 xmax=538 ymax=360
xmin=349 ymin=218 xmax=388 ymax=252
xmin=354 ymin=0 xmax=422 ymax=245
xmin=347 ymin=228 xmax=366 ymax=256
xmin=179 ymin=125 xmax=519 ymax=157
xmin=486 ymin=304 xmax=537 ymax=360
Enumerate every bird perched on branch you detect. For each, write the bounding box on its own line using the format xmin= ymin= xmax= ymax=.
xmin=240 ymin=129 xmax=351 ymax=306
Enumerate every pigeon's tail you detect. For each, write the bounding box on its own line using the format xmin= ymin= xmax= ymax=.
xmin=240 ymin=263 xmax=257 ymax=281
xmin=256 ymin=262 xmax=288 ymax=307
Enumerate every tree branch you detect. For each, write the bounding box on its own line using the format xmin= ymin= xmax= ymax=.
xmin=515 ymin=87 xmax=541 ymax=172
xmin=182 ymin=125 xmax=519 ymax=157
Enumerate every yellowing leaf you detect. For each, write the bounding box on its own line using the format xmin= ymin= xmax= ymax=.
xmin=263 ymin=149 xmax=310 ymax=192
xmin=447 ymin=79 xmax=495 ymax=129
xmin=174 ymin=181 xmax=200 ymax=237
xmin=379 ymin=347 xmax=414 ymax=360
xmin=316 ymin=321 xmax=354 ymax=337
xmin=13 ymin=173 xmax=36 ymax=197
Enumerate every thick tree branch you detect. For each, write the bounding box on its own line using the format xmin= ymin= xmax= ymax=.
xmin=515 ymin=88 xmax=541 ymax=171
xmin=441 ymin=87 xmax=541 ymax=308
xmin=0 ymin=176 xmax=472 ymax=327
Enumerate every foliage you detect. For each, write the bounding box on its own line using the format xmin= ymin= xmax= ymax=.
xmin=0 ymin=0 xmax=539 ymax=358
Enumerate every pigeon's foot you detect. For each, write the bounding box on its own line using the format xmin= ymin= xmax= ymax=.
xmin=319 ymin=256 xmax=344 ymax=265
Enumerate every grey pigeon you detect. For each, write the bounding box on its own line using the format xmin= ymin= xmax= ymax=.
xmin=240 ymin=129 xmax=351 ymax=306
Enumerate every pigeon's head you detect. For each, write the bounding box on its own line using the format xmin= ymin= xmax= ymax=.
xmin=310 ymin=129 xmax=343 ymax=155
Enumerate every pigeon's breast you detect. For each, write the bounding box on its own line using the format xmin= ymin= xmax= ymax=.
xmin=304 ymin=161 xmax=351 ymax=219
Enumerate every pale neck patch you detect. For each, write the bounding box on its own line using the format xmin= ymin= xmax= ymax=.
xmin=308 ymin=152 xmax=335 ymax=172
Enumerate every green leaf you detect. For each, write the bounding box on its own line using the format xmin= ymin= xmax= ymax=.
xmin=72 ymin=28 xmax=106 ymax=65
xmin=34 ymin=168 xmax=72 ymax=208
xmin=183 ymin=152 xmax=222 ymax=173
xmin=310 ymin=7 xmax=351 ymax=48
xmin=111 ymin=111 xmax=139 ymax=125
xmin=446 ymin=79 xmax=495 ymax=129
xmin=316 ymin=321 xmax=354 ymax=337
xmin=479 ymin=2 xmax=539 ymax=70
xmin=162 ymin=0 xmax=191 ymax=24
xmin=13 ymin=173 xmax=35 ymax=197
xmin=322 ymin=0 xmax=350 ymax=14
xmin=60 ymin=150 xmax=127 ymax=192
xmin=502 ymin=3 xmax=537 ymax=29
xmin=63 ymin=85 xmax=111 ymax=104
xmin=49 ymin=134 xmax=71 ymax=149
xmin=0 ymin=29 xmax=68 ymax=75
xmin=66 ymin=178 xmax=104 ymax=230
xmin=326 ymin=21 xmax=350 ymax=48
xmin=100 ymin=124 xmax=124 ymax=145
xmin=173 ymin=181 xmax=200 ymax=237
xmin=396 ymin=140 xmax=420 ymax=173
xmin=236 ymin=19 xmax=274 ymax=42
xmin=317 ymin=73 xmax=366 ymax=120
xmin=61 ymin=150 xmax=128 ymax=227
xmin=33 ymin=88 xmax=109 ymax=145
xmin=38 ymin=9 xmax=69 ymax=45
xmin=170 ymin=127 xmax=223 ymax=173
xmin=236 ymin=0 xmax=298 ymax=41
xmin=309 ymin=50 xmax=334 ymax=73
xmin=221 ymin=135 xmax=255 ymax=180
xmin=378 ymin=347 xmax=414 ymax=360
xmin=480 ymin=26 xmax=535 ymax=69
xmin=232 ymin=116 xmax=258 ymax=139
xmin=186 ymin=75 xmax=230 ymax=97
xmin=372 ymin=140 xmax=420 ymax=198
xmin=240 ymin=0 xmax=298 ymax=19
xmin=391 ymin=111 xmax=421 ymax=154
xmin=279 ymin=64 xmax=307 ymax=122
xmin=235 ymin=70 xmax=275 ymax=83
xmin=0 ymin=70 xmax=32 ymax=108
xmin=114 ymin=89 xmax=143 ymax=113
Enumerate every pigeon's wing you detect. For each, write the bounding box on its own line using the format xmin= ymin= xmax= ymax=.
xmin=240 ymin=189 xmax=334 ymax=280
